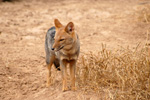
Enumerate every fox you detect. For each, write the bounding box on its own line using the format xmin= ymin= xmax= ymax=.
xmin=45 ymin=19 xmax=80 ymax=91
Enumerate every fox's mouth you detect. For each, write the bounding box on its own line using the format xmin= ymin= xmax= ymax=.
xmin=56 ymin=46 xmax=64 ymax=51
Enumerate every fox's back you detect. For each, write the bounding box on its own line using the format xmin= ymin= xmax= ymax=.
xmin=45 ymin=26 xmax=55 ymax=53
xmin=45 ymin=27 xmax=60 ymax=70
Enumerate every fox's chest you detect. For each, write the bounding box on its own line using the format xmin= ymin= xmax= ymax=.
xmin=60 ymin=53 xmax=78 ymax=61
xmin=55 ymin=49 xmax=79 ymax=61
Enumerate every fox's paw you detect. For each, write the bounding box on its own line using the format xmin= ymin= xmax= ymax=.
xmin=71 ymin=87 xmax=76 ymax=91
xmin=62 ymin=87 xmax=68 ymax=92
xmin=46 ymin=77 xmax=52 ymax=87
xmin=46 ymin=83 xmax=50 ymax=87
xmin=46 ymin=81 xmax=51 ymax=87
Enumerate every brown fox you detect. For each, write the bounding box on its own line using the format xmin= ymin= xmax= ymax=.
xmin=45 ymin=19 xmax=80 ymax=91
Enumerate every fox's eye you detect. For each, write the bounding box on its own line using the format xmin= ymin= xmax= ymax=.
xmin=59 ymin=39 xmax=64 ymax=41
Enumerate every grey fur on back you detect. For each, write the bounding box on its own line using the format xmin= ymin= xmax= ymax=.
xmin=45 ymin=27 xmax=60 ymax=70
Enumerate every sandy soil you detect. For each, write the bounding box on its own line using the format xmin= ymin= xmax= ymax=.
xmin=0 ymin=0 xmax=149 ymax=100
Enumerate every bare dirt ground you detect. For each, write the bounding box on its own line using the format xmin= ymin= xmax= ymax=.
xmin=0 ymin=0 xmax=149 ymax=100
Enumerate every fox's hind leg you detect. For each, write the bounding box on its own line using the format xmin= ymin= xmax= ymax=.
xmin=46 ymin=55 xmax=55 ymax=87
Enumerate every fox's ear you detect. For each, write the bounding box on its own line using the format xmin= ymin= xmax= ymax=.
xmin=54 ymin=19 xmax=63 ymax=28
xmin=65 ymin=22 xmax=74 ymax=34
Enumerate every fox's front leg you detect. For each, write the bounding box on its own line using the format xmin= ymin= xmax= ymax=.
xmin=70 ymin=60 xmax=76 ymax=91
xmin=60 ymin=60 xmax=68 ymax=92
xmin=46 ymin=56 xmax=55 ymax=87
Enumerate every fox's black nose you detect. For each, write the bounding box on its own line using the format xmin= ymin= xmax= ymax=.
xmin=51 ymin=48 xmax=54 ymax=50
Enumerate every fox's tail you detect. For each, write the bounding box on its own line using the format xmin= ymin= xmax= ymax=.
xmin=54 ymin=60 xmax=60 ymax=71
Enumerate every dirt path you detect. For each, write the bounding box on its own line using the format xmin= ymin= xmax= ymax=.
xmin=0 ymin=0 xmax=149 ymax=100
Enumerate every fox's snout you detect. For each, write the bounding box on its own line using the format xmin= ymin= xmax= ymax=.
xmin=51 ymin=48 xmax=55 ymax=50
xmin=51 ymin=42 xmax=57 ymax=51
xmin=51 ymin=43 xmax=58 ymax=51
xmin=51 ymin=45 xmax=64 ymax=51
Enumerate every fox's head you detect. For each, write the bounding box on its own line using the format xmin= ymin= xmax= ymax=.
xmin=52 ymin=19 xmax=77 ymax=51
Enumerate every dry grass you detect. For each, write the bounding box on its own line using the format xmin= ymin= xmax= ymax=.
xmin=137 ymin=3 xmax=150 ymax=23
xmin=76 ymin=44 xmax=150 ymax=100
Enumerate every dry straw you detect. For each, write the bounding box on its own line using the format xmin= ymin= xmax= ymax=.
xmin=76 ymin=44 xmax=150 ymax=100
xmin=75 ymin=3 xmax=150 ymax=100
xmin=137 ymin=3 xmax=150 ymax=23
